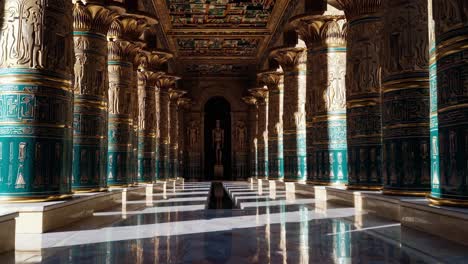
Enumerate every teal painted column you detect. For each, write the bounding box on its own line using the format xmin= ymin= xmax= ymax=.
xmin=106 ymin=16 xmax=146 ymax=187
xmin=136 ymin=59 xmax=160 ymax=183
xmin=259 ymin=71 xmax=284 ymax=181
xmin=381 ymin=0 xmax=430 ymax=196
xmin=242 ymin=96 xmax=259 ymax=179
xmin=270 ymin=47 xmax=308 ymax=182
xmin=72 ymin=2 xmax=116 ymax=192
xmin=169 ymin=89 xmax=186 ymax=180
xmin=337 ymin=0 xmax=383 ymax=190
xmin=250 ymin=87 xmax=269 ymax=180
xmin=157 ymin=75 xmax=179 ymax=180
xmin=292 ymin=14 xmax=348 ymax=186
xmin=428 ymin=0 xmax=468 ymax=206
xmin=0 ymin=0 xmax=74 ymax=201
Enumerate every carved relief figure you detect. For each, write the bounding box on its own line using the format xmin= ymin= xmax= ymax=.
xmin=212 ymin=120 xmax=224 ymax=165
xmin=235 ymin=121 xmax=246 ymax=151
xmin=188 ymin=120 xmax=199 ymax=149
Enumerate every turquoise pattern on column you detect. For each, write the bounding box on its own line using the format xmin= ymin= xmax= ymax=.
xmin=155 ymin=143 xmax=160 ymax=180
xmin=0 ymin=70 xmax=73 ymax=198
xmin=328 ymin=118 xmax=348 ymax=184
xmin=429 ymin=22 xmax=467 ymax=203
xmin=137 ymin=135 xmax=156 ymax=183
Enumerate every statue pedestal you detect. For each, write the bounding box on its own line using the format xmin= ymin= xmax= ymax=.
xmin=214 ymin=165 xmax=224 ymax=179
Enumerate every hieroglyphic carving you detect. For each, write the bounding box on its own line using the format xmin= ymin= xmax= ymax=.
xmin=0 ymin=0 xmax=74 ymax=198
xmin=72 ymin=2 xmax=116 ymax=190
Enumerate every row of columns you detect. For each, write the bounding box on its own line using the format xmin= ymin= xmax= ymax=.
xmin=246 ymin=1 xmax=467 ymax=206
xmin=0 ymin=0 xmax=188 ymax=201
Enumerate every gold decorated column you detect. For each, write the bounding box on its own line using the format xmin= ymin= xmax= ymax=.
xmin=177 ymin=98 xmax=191 ymax=179
xmin=249 ymin=86 xmax=269 ymax=180
xmin=72 ymin=1 xmax=117 ymax=192
xmin=0 ymin=0 xmax=74 ymax=201
xmin=157 ymin=75 xmax=180 ymax=180
xmin=270 ymin=46 xmax=308 ymax=182
xmin=169 ymin=89 xmax=186 ymax=180
xmin=381 ymin=0 xmax=430 ymax=196
xmin=258 ymin=71 xmax=284 ymax=181
xmin=291 ymin=13 xmax=348 ymax=186
xmin=242 ymin=96 xmax=258 ymax=179
xmin=428 ymin=0 xmax=468 ymax=206
xmin=336 ymin=0 xmax=383 ymax=189
xmin=106 ymin=16 xmax=146 ymax=186
xmin=136 ymin=49 xmax=171 ymax=183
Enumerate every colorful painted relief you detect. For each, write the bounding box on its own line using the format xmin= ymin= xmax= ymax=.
xmin=167 ymin=0 xmax=275 ymax=27
xmin=177 ymin=38 xmax=260 ymax=57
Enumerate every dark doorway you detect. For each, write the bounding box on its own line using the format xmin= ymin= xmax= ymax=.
xmin=204 ymin=97 xmax=231 ymax=180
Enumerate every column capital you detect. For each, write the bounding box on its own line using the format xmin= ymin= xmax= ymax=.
xmin=157 ymin=74 xmax=181 ymax=90
xmin=169 ymin=89 xmax=187 ymax=102
xmin=73 ymin=2 xmax=118 ymax=35
xmin=249 ymin=87 xmax=269 ymax=105
xmin=290 ymin=14 xmax=347 ymax=49
xmin=242 ymin=96 xmax=257 ymax=106
xmin=108 ymin=40 xmax=140 ymax=62
xmin=137 ymin=50 xmax=173 ymax=72
xmin=269 ymin=47 xmax=306 ymax=72
xmin=178 ymin=97 xmax=192 ymax=109
xmin=137 ymin=70 xmax=164 ymax=88
xmin=335 ymin=0 xmax=382 ymax=21
xmin=108 ymin=15 xmax=148 ymax=42
xmin=257 ymin=71 xmax=283 ymax=91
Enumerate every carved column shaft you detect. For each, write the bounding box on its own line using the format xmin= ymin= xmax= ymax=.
xmin=293 ymin=14 xmax=348 ymax=185
xmin=72 ymin=2 xmax=116 ymax=192
xmin=243 ymin=97 xmax=258 ymax=178
xmin=169 ymin=89 xmax=185 ymax=179
xmin=270 ymin=47 xmax=308 ymax=182
xmin=106 ymin=16 xmax=145 ymax=186
xmin=381 ymin=0 xmax=430 ymax=195
xmin=337 ymin=0 xmax=383 ymax=189
xmin=250 ymin=87 xmax=269 ymax=179
xmin=428 ymin=0 xmax=468 ymax=206
xmin=157 ymin=75 xmax=178 ymax=180
xmin=260 ymin=72 xmax=284 ymax=181
xmin=0 ymin=0 xmax=74 ymax=201
xmin=136 ymin=69 xmax=159 ymax=183
xmin=177 ymin=98 xmax=190 ymax=179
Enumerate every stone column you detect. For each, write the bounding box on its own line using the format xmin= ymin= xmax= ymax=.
xmin=178 ymin=98 xmax=191 ymax=179
xmin=136 ymin=54 xmax=162 ymax=183
xmin=157 ymin=75 xmax=179 ymax=180
xmin=380 ymin=0 xmax=430 ymax=195
xmin=106 ymin=16 xmax=146 ymax=186
xmin=428 ymin=1 xmax=468 ymax=206
xmin=249 ymin=87 xmax=269 ymax=180
xmin=270 ymin=47 xmax=308 ymax=182
xmin=259 ymin=71 xmax=284 ymax=181
xmin=169 ymin=89 xmax=186 ymax=180
xmin=0 ymin=0 xmax=74 ymax=201
xmin=291 ymin=14 xmax=348 ymax=185
xmin=71 ymin=1 xmax=116 ymax=192
xmin=336 ymin=0 xmax=383 ymax=189
xmin=242 ymin=96 xmax=258 ymax=179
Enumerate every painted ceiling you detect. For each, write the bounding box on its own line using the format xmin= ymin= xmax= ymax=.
xmin=151 ymin=0 xmax=291 ymax=76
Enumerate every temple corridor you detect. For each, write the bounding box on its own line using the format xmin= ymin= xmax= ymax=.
xmin=2 ymin=181 xmax=468 ymax=263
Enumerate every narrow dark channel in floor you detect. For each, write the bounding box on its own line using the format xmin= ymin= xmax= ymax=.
xmin=207 ymin=182 xmax=233 ymax=209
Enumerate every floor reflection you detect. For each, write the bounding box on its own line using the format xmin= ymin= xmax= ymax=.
xmin=3 ymin=181 xmax=468 ymax=263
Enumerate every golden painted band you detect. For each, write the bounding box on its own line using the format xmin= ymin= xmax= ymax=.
xmin=348 ymin=133 xmax=382 ymax=139
xmin=0 ymin=194 xmax=72 ymax=203
xmin=347 ymin=185 xmax=383 ymax=191
xmin=312 ymin=114 xmax=347 ymax=122
xmin=73 ymin=187 xmax=108 ymax=193
xmin=382 ymin=77 xmax=429 ymax=92
xmin=347 ymin=98 xmax=380 ymax=108
xmin=382 ymin=189 xmax=428 ymax=197
xmin=0 ymin=121 xmax=71 ymax=128
xmin=427 ymin=195 xmax=468 ymax=207
xmin=0 ymin=74 xmax=72 ymax=87
xmin=436 ymin=34 xmax=468 ymax=59
xmin=383 ymin=122 xmax=429 ymax=130
xmin=438 ymin=103 xmax=468 ymax=113
xmin=306 ymin=181 xmax=346 ymax=187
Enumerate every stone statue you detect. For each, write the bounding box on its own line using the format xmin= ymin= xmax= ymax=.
xmin=212 ymin=120 xmax=224 ymax=165
xmin=235 ymin=121 xmax=246 ymax=150
xmin=188 ymin=120 xmax=199 ymax=149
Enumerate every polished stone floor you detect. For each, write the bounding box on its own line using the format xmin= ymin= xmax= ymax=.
xmin=2 ymin=181 xmax=468 ymax=263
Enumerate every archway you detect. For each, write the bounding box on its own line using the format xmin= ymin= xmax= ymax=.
xmin=204 ymin=97 xmax=231 ymax=180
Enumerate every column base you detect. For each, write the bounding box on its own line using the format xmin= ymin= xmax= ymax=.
xmin=73 ymin=187 xmax=108 ymax=194
xmin=347 ymin=185 xmax=383 ymax=191
xmin=283 ymin=179 xmax=306 ymax=184
xmin=108 ymin=184 xmax=131 ymax=188
xmin=382 ymin=189 xmax=428 ymax=197
xmin=427 ymin=195 xmax=468 ymax=208
xmin=0 ymin=194 xmax=73 ymax=203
